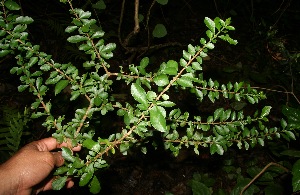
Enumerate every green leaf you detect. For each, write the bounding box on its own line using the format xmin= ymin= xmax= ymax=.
xmin=65 ymin=26 xmax=78 ymax=33
xmin=101 ymin=43 xmax=116 ymax=53
xmin=15 ymin=16 xmax=34 ymax=24
xmin=31 ymin=112 xmax=46 ymax=119
xmin=210 ymin=143 xmax=224 ymax=155
xmin=286 ymin=131 xmax=296 ymax=140
xmin=131 ymin=83 xmax=148 ymax=107
xmin=92 ymin=0 xmax=106 ymax=10
xmin=153 ymin=74 xmax=169 ymax=86
xmin=4 ymin=0 xmax=20 ymax=10
xmin=0 ymin=50 xmax=11 ymax=57
xmin=28 ymin=57 xmax=38 ymax=67
xmin=215 ymin=125 xmax=229 ymax=136
xmin=246 ymin=95 xmax=255 ymax=104
xmin=67 ymin=35 xmax=88 ymax=43
xmin=206 ymin=43 xmax=214 ymax=49
xmin=189 ymin=181 xmax=211 ymax=195
xmin=55 ymin=80 xmax=69 ymax=96
xmin=292 ymin=159 xmax=300 ymax=192
xmin=282 ymin=106 xmax=300 ymax=128
xmin=204 ymin=17 xmax=215 ymax=34
xmin=260 ymin=106 xmax=272 ymax=118
xmin=281 ymin=150 xmax=300 ymax=158
xmin=183 ymin=50 xmax=192 ymax=60
xmin=152 ymin=24 xmax=167 ymax=38
xmin=140 ymin=57 xmax=149 ymax=68
xmin=150 ymin=106 xmax=167 ymax=132
xmin=18 ymin=85 xmax=29 ymax=92
xmin=177 ymin=77 xmax=193 ymax=87
xmin=79 ymin=171 xmax=94 ymax=187
xmin=89 ymin=176 xmax=101 ymax=194
xmin=83 ymin=138 xmax=100 ymax=152
xmin=206 ymin=30 xmax=213 ymax=39
xmin=156 ymin=0 xmax=168 ymax=5
xmin=191 ymin=62 xmax=202 ymax=70
xmin=52 ymin=176 xmax=67 ymax=190
xmin=70 ymin=91 xmax=80 ymax=101
xmin=214 ymin=108 xmax=224 ymax=121
xmin=61 ymin=147 xmax=75 ymax=162
xmin=79 ymin=11 xmax=91 ymax=19
xmin=157 ymin=101 xmax=175 ymax=107
xmin=162 ymin=60 xmax=178 ymax=75
xmin=92 ymin=30 xmax=105 ymax=38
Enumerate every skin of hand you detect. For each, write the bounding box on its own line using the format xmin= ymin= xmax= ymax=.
xmin=0 ymin=137 xmax=81 ymax=195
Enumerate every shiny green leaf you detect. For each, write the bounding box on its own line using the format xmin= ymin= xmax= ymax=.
xmin=131 ymin=83 xmax=148 ymax=106
xmin=79 ymin=171 xmax=94 ymax=187
xmin=0 ymin=50 xmax=11 ymax=57
xmin=150 ymin=106 xmax=167 ymax=132
xmin=292 ymin=159 xmax=300 ymax=191
xmin=153 ymin=74 xmax=169 ymax=86
xmin=89 ymin=176 xmax=101 ymax=194
xmin=52 ymin=176 xmax=67 ymax=190
xmin=54 ymin=80 xmax=69 ymax=95
xmin=61 ymin=147 xmax=75 ymax=162
xmin=204 ymin=17 xmax=215 ymax=34
xmin=210 ymin=143 xmax=224 ymax=155
xmin=4 ymin=0 xmax=20 ymax=10
xmin=67 ymin=35 xmax=88 ymax=43
xmin=152 ymin=24 xmax=167 ymax=38
xmin=65 ymin=26 xmax=78 ymax=33
xmin=15 ymin=16 xmax=34 ymax=24
xmin=156 ymin=0 xmax=168 ymax=5
xmin=18 ymin=85 xmax=29 ymax=92
xmin=177 ymin=77 xmax=193 ymax=87
xmin=83 ymin=138 xmax=100 ymax=152
xmin=157 ymin=101 xmax=175 ymax=107
xmin=260 ymin=106 xmax=272 ymax=118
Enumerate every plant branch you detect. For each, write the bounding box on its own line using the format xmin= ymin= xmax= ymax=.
xmin=123 ymin=0 xmax=140 ymax=47
xmin=240 ymin=162 xmax=289 ymax=195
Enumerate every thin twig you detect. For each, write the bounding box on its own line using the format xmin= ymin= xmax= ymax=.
xmin=240 ymin=162 xmax=289 ymax=195
xmin=123 ymin=0 xmax=140 ymax=47
xmin=146 ymin=0 xmax=156 ymax=29
xmin=118 ymin=0 xmax=126 ymax=48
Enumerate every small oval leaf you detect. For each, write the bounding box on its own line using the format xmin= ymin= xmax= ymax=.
xmin=152 ymin=24 xmax=167 ymax=38
xmin=131 ymin=83 xmax=148 ymax=106
xmin=55 ymin=80 xmax=69 ymax=96
xmin=150 ymin=106 xmax=167 ymax=132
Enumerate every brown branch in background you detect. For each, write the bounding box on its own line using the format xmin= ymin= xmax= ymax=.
xmin=251 ymin=85 xmax=300 ymax=105
xmin=146 ymin=0 xmax=156 ymax=29
xmin=118 ymin=0 xmax=126 ymax=48
xmin=272 ymin=0 xmax=291 ymax=28
xmin=133 ymin=0 xmax=140 ymax=33
xmin=240 ymin=162 xmax=289 ymax=195
xmin=123 ymin=0 xmax=140 ymax=47
xmin=117 ymin=0 xmax=182 ymax=61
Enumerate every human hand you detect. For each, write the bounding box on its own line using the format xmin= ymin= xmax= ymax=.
xmin=0 ymin=137 xmax=81 ymax=195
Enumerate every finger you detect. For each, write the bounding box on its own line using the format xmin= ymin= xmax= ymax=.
xmin=34 ymin=137 xmax=81 ymax=152
xmin=34 ymin=137 xmax=60 ymax=151
xmin=66 ymin=180 xmax=75 ymax=188
xmin=40 ymin=180 xmax=53 ymax=192
xmin=52 ymin=152 xmax=64 ymax=167
xmin=38 ymin=177 xmax=74 ymax=192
